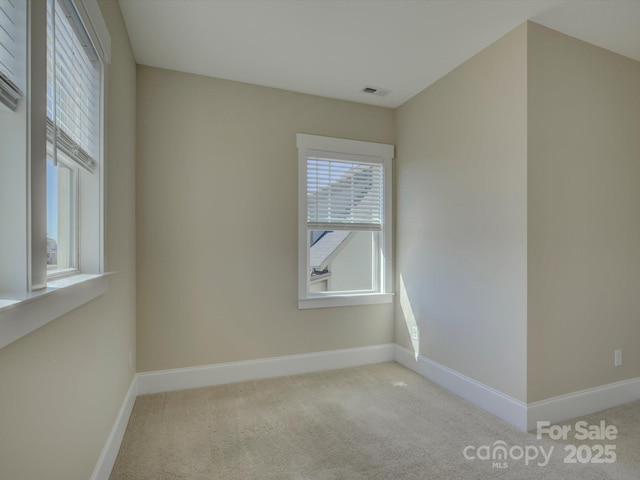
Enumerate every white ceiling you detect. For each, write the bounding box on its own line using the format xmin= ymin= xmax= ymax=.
xmin=118 ymin=0 xmax=640 ymax=108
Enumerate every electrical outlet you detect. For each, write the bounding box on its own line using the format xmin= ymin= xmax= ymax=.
xmin=614 ymin=349 xmax=622 ymax=367
xmin=411 ymin=326 xmax=419 ymax=341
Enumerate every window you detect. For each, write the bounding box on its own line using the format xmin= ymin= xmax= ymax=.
xmin=46 ymin=0 xmax=102 ymax=278
xmin=0 ymin=0 xmax=111 ymax=350
xmin=297 ymin=134 xmax=393 ymax=309
xmin=0 ymin=0 xmax=25 ymax=111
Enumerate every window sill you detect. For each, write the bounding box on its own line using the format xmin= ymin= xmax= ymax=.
xmin=298 ymin=292 xmax=393 ymax=310
xmin=0 ymin=273 xmax=110 ymax=350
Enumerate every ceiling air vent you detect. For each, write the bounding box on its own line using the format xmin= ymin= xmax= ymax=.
xmin=361 ymin=85 xmax=391 ymax=97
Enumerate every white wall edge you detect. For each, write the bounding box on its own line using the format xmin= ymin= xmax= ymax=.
xmin=89 ymin=374 xmax=138 ymax=480
xmin=137 ymin=344 xmax=396 ymax=395
xmin=527 ymin=376 xmax=640 ymax=431
xmin=394 ymin=345 xmax=528 ymax=431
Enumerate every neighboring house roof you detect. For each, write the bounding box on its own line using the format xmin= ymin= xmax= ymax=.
xmin=310 ymin=231 xmax=352 ymax=270
xmin=307 ymin=163 xmax=380 ymax=226
xmin=46 ymin=237 xmax=57 ymax=252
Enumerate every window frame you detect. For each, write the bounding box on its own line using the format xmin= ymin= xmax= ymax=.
xmin=297 ymin=133 xmax=394 ymax=309
xmin=42 ymin=0 xmax=105 ymax=283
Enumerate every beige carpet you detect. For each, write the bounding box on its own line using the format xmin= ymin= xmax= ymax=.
xmin=110 ymin=362 xmax=640 ymax=479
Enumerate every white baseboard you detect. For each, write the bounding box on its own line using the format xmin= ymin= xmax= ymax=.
xmin=91 ymin=342 xmax=640 ymax=479
xmin=92 ymin=344 xmax=394 ymax=478
xmin=394 ymin=345 xmax=640 ymax=433
xmin=527 ymin=376 xmax=640 ymax=431
xmin=394 ymin=345 xmax=528 ymax=431
xmin=137 ymin=344 xmax=396 ymax=395
xmin=89 ymin=375 xmax=138 ymax=480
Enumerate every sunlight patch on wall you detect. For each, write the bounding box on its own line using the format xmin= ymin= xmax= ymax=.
xmin=399 ymin=275 xmax=420 ymax=360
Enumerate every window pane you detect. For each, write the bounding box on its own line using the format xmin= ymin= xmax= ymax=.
xmin=0 ymin=0 xmax=26 ymax=110
xmin=307 ymin=156 xmax=383 ymax=229
xmin=309 ymin=230 xmax=375 ymax=293
xmin=46 ymin=158 xmax=76 ymax=272
xmin=47 ymin=0 xmax=101 ymax=164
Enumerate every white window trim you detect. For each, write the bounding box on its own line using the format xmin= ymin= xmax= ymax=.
xmin=297 ymin=133 xmax=394 ymax=309
xmin=0 ymin=0 xmax=111 ymax=350
xmin=298 ymin=292 xmax=394 ymax=310
xmin=0 ymin=273 xmax=110 ymax=350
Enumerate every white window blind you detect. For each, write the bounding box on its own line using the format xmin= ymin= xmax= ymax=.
xmin=306 ymin=150 xmax=384 ymax=231
xmin=0 ymin=0 xmax=23 ymax=111
xmin=47 ymin=0 xmax=101 ymax=172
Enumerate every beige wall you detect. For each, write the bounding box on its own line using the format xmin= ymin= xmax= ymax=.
xmin=0 ymin=1 xmax=137 ymax=479
xmin=395 ymin=24 xmax=528 ymax=401
xmin=394 ymin=21 xmax=640 ymax=404
xmin=527 ymin=23 xmax=640 ymax=402
xmin=136 ymin=66 xmax=395 ymax=372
